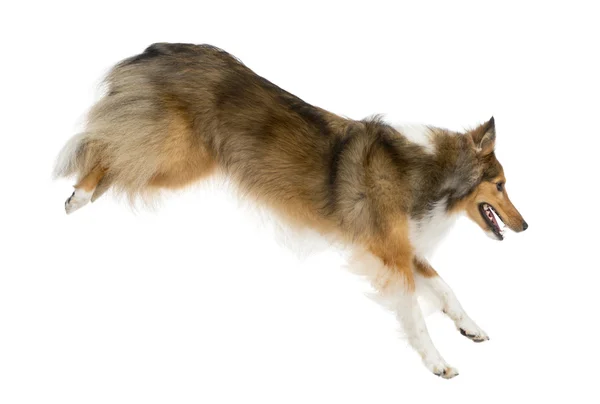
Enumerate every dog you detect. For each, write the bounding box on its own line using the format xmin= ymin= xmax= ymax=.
xmin=54 ymin=43 xmax=528 ymax=378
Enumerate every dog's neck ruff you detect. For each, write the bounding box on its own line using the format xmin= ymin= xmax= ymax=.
xmin=409 ymin=198 xmax=459 ymax=258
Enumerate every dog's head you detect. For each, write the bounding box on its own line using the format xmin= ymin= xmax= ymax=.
xmin=459 ymin=117 xmax=528 ymax=240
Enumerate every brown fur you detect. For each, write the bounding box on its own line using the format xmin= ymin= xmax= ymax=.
xmin=413 ymin=258 xmax=438 ymax=278
xmin=75 ymin=165 xmax=106 ymax=192
xmin=55 ymin=43 xmax=526 ymax=293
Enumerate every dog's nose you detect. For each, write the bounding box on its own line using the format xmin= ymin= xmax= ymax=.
xmin=522 ymin=221 xmax=528 ymax=231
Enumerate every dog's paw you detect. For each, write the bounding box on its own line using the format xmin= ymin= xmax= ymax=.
xmin=434 ymin=366 xmax=459 ymax=379
xmin=423 ymin=357 xmax=458 ymax=379
xmin=457 ymin=318 xmax=489 ymax=343
xmin=65 ymin=189 xmax=92 ymax=214
xmin=423 ymin=357 xmax=459 ymax=379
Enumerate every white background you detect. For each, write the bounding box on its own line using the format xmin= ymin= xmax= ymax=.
xmin=2 ymin=1 xmax=599 ymax=403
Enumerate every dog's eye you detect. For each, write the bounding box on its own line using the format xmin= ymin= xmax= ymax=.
xmin=496 ymin=182 xmax=504 ymax=192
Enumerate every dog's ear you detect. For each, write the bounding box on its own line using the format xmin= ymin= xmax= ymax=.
xmin=470 ymin=116 xmax=496 ymax=156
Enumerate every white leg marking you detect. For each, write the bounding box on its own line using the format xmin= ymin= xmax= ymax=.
xmin=65 ymin=188 xmax=93 ymax=214
xmin=394 ymin=291 xmax=459 ymax=378
xmin=415 ymin=271 xmax=489 ymax=342
xmin=349 ymin=248 xmax=458 ymax=378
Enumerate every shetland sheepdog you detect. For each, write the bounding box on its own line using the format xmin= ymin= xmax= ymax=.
xmin=54 ymin=43 xmax=527 ymax=378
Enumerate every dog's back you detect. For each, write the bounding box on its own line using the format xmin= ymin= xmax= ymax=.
xmin=55 ymin=44 xmax=357 ymax=228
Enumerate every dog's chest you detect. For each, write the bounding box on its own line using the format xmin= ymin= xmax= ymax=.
xmin=409 ymin=202 xmax=459 ymax=259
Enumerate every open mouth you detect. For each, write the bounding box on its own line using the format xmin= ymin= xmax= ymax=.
xmin=479 ymin=203 xmax=506 ymax=240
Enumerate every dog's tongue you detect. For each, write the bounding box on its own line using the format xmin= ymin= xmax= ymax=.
xmin=489 ymin=210 xmax=498 ymax=227
xmin=484 ymin=204 xmax=499 ymax=229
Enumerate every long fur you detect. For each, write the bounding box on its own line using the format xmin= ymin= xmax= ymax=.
xmin=54 ymin=43 xmax=528 ymax=378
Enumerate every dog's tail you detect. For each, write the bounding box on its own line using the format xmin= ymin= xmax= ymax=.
xmin=53 ymin=132 xmax=87 ymax=180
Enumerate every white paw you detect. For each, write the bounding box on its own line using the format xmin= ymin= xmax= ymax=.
xmin=65 ymin=189 xmax=92 ymax=214
xmin=423 ymin=357 xmax=459 ymax=379
xmin=457 ymin=317 xmax=489 ymax=343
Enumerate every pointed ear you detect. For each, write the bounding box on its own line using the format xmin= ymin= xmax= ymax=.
xmin=471 ymin=116 xmax=496 ymax=156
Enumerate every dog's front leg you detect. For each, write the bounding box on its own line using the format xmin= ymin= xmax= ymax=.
xmin=414 ymin=258 xmax=489 ymax=343
xmin=361 ymin=242 xmax=458 ymax=378
xmin=392 ymin=280 xmax=459 ymax=378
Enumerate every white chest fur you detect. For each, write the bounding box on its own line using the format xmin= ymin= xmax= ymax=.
xmin=409 ymin=199 xmax=460 ymax=259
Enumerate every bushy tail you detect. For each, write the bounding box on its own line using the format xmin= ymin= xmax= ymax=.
xmin=53 ymin=132 xmax=90 ymax=180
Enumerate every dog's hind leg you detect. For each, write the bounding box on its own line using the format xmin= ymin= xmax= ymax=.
xmin=90 ymin=175 xmax=113 ymax=203
xmin=65 ymin=165 xmax=105 ymax=214
xmin=414 ymin=258 xmax=489 ymax=343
